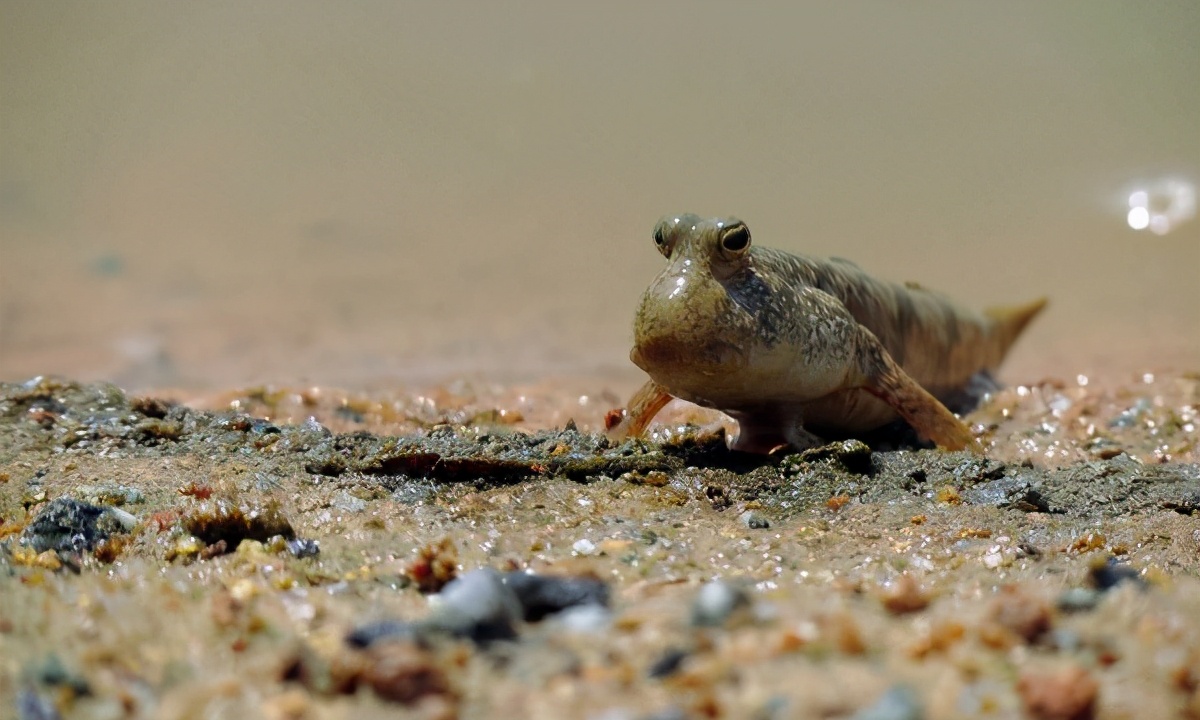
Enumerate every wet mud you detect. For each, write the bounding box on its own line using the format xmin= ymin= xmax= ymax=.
xmin=1 ymin=374 xmax=1199 ymax=719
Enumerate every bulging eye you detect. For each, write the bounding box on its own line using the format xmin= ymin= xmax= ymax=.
xmin=720 ymin=224 xmax=751 ymax=254
xmin=652 ymin=222 xmax=670 ymax=256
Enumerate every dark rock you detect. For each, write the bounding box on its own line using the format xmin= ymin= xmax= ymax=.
xmin=251 ymin=420 xmax=281 ymax=435
xmin=1088 ymin=557 xmax=1145 ymax=591
xmin=285 ymin=538 xmax=320 ymax=558
xmin=346 ymin=621 xmax=424 ymax=649
xmin=427 ymin=568 xmax=523 ymax=643
xmin=646 ymin=647 xmax=689 ymax=679
xmin=35 ymin=655 xmax=89 ymax=696
xmin=503 ymin=571 xmax=610 ymax=621
xmin=20 ymin=498 xmax=133 ymax=554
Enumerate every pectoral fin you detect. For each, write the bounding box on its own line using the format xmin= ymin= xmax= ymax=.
xmin=605 ymin=380 xmax=674 ymax=442
xmin=855 ymin=330 xmax=982 ymax=453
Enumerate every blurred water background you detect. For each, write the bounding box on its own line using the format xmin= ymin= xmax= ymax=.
xmin=1 ymin=2 xmax=1197 ymax=392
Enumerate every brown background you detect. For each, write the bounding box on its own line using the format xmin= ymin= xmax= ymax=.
xmin=2 ymin=2 xmax=1197 ymax=392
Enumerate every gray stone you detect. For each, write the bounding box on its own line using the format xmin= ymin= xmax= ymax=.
xmin=739 ymin=510 xmax=770 ymax=529
xmin=852 ymin=685 xmax=924 ymax=720
xmin=691 ymin=579 xmax=750 ymax=627
xmin=428 ymin=568 xmax=524 ymax=642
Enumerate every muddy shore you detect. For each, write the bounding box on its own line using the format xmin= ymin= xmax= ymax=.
xmin=5 ymin=4 xmax=1200 ymax=718
xmin=1 ymin=372 xmax=1198 ymax=720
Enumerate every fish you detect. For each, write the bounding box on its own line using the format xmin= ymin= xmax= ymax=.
xmin=608 ymin=214 xmax=1046 ymax=454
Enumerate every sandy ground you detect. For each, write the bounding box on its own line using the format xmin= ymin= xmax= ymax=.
xmin=3 ymin=6 xmax=1199 ymax=720
xmin=1 ymin=372 xmax=1197 ymax=720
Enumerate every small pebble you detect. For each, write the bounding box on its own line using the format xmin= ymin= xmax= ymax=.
xmin=331 ymin=491 xmax=368 ymax=514
xmin=428 ymin=568 xmax=523 ymax=642
xmin=988 ymin=584 xmax=1052 ymax=643
xmin=646 ymin=647 xmax=689 ymax=678
xmin=756 ymin=696 xmax=790 ymax=720
xmin=36 ymin=654 xmax=90 ymax=696
xmin=165 ymin=535 xmax=204 ymax=562
xmin=572 ymin=538 xmax=597 ymax=556
xmin=1056 ymin=588 xmax=1100 ymax=613
xmin=852 ymin=685 xmax=924 ymax=720
xmin=639 ymin=709 xmax=687 ymax=720
xmin=361 ymin=641 xmax=452 ymax=705
xmin=590 ymin=710 xmax=636 ymax=720
xmin=302 ymin=416 xmax=331 ymax=437
xmin=691 ymin=579 xmax=750 ymax=627
xmin=739 ymin=510 xmax=770 ymax=529
xmin=551 ymin=604 xmax=613 ymax=634
xmin=503 ymin=571 xmax=610 ymax=621
xmin=16 ymin=689 xmax=61 ymax=720
xmin=286 ymin=538 xmax=321 ymax=558
xmin=105 ymin=507 xmax=138 ymax=530
xmin=1049 ymin=628 xmax=1083 ymax=653
xmin=880 ymin=575 xmax=931 ymax=615
xmin=1088 ymin=557 xmax=1144 ymax=591
xmin=346 ymin=621 xmax=422 ymax=649
xmin=1016 ymin=665 xmax=1098 ymax=720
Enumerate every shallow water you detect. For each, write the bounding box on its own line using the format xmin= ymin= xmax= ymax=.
xmin=1 ymin=3 xmax=1197 ymax=392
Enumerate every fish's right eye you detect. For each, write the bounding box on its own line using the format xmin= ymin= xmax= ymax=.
xmin=719 ymin=223 xmax=751 ymax=255
xmin=652 ymin=223 xmax=671 ymax=256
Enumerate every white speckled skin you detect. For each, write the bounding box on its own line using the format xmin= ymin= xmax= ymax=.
xmin=620 ymin=214 xmax=1045 ymax=452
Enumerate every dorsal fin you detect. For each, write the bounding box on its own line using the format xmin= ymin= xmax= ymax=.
xmin=828 ymin=256 xmax=862 ymax=269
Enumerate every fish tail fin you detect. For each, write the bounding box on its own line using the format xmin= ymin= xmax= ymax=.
xmin=984 ymin=297 xmax=1048 ymax=358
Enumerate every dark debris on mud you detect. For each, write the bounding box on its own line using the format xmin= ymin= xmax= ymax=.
xmin=2 ymin=377 xmax=1198 ymax=521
